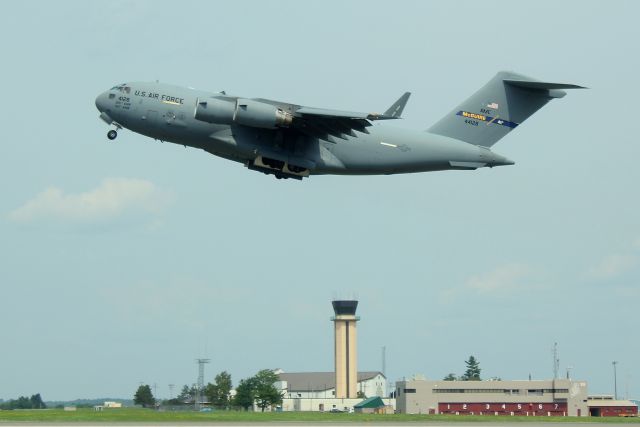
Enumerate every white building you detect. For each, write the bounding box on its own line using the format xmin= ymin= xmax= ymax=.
xmin=104 ymin=401 xmax=122 ymax=408
xmin=275 ymin=371 xmax=393 ymax=412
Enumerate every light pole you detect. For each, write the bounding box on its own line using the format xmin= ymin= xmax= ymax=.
xmin=612 ymin=361 xmax=618 ymax=400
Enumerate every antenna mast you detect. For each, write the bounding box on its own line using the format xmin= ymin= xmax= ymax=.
xmin=195 ymin=358 xmax=210 ymax=410
xmin=552 ymin=342 xmax=559 ymax=379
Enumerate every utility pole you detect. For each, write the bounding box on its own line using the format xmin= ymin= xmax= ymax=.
xmin=552 ymin=342 xmax=559 ymax=379
xmin=382 ymin=346 xmax=386 ymax=377
xmin=612 ymin=361 xmax=618 ymax=400
xmin=196 ymin=359 xmax=210 ymax=411
xmin=566 ymin=366 xmax=573 ymax=380
xmin=382 ymin=346 xmax=387 ymax=397
xmin=169 ymin=384 xmax=175 ymax=400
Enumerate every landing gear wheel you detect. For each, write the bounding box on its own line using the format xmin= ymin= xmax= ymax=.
xmin=107 ymin=130 xmax=118 ymax=140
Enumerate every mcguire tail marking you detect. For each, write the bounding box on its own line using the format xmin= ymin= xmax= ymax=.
xmin=456 ymin=111 xmax=519 ymax=129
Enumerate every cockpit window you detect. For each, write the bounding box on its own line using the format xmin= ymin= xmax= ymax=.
xmin=109 ymin=84 xmax=129 ymax=93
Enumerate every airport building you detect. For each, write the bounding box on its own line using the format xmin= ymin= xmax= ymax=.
xmin=396 ymin=378 xmax=589 ymax=416
xmin=272 ymin=300 xmax=395 ymax=412
xmin=275 ymin=370 xmax=392 ymax=412
xmin=587 ymin=395 xmax=638 ymax=417
xmin=276 ymin=371 xmax=387 ymax=399
xmin=266 ymin=298 xmax=636 ymax=416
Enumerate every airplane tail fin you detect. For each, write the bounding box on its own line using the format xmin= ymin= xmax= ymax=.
xmin=427 ymin=71 xmax=585 ymax=147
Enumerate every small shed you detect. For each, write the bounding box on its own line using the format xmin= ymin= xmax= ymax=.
xmin=354 ymin=397 xmax=386 ymax=414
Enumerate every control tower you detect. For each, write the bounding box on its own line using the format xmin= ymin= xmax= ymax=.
xmin=331 ymin=300 xmax=359 ymax=398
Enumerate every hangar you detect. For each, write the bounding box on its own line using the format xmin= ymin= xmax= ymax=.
xmin=587 ymin=395 xmax=638 ymax=417
xmin=275 ymin=370 xmax=394 ymax=412
xmin=276 ymin=370 xmax=387 ymax=399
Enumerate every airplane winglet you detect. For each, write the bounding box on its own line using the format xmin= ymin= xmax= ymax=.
xmin=384 ymin=92 xmax=411 ymax=118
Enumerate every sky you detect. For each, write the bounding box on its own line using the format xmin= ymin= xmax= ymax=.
xmin=0 ymin=1 xmax=638 ymax=402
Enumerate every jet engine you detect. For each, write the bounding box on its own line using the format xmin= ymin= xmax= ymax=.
xmin=194 ymin=98 xmax=293 ymax=129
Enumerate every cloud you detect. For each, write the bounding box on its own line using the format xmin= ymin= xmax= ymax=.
xmin=586 ymin=254 xmax=637 ymax=280
xmin=465 ymin=263 xmax=532 ymax=294
xmin=8 ymin=178 xmax=171 ymax=224
xmin=439 ymin=263 xmax=534 ymax=304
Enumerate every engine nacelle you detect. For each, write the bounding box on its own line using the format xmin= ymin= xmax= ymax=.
xmin=194 ymin=98 xmax=292 ymax=129
xmin=194 ymin=97 xmax=236 ymax=124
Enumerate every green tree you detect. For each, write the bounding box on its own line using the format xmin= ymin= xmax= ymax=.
xmin=15 ymin=396 xmax=31 ymax=409
xmin=205 ymin=371 xmax=233 ymax=409
xmin=461 ymin=355 xmax=481 ymax=381
xmin=30 ymin=394 xmax=46 ymax=409
xmin=177 ymin=384 xmax=196 ymax=404
xmin=134 ymin=384 xmax=156 ymax=408
xmin=443 ymin=373 xmax=458 ymax=381
xmin=253 ymin=369 xmax=283 ymax=412
xmin=233 ymin=377 xmax=257 ymax=411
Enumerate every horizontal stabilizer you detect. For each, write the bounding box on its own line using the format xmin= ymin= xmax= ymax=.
xmin=504 ymin=80 xmax=587 ymax=91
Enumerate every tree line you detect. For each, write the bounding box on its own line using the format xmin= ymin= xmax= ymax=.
xmin=134 ymin=369 xmax=283 ymax=411
xmin=0 ymin=394 xmax=46 ymax=410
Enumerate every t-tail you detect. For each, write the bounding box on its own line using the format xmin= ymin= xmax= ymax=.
xmin=428 ymin=71 xmax=585 ymax=147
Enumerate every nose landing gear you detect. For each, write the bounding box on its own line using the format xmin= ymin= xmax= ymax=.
xmin=107 ymin=130 xmax=118 ymax=140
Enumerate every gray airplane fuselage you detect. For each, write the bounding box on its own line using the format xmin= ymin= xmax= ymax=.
xmin=96 ymin=73 xmax=585 ymax=179
xmin=95 ymin=81 xmax=515 ymax=178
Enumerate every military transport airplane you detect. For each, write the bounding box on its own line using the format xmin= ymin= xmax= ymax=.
xmin=95 ymin=71 xmax=584 ymax=180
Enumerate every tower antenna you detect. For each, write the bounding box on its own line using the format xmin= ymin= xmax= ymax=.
xmin=195 ymin=358 xmax=210 ymax=410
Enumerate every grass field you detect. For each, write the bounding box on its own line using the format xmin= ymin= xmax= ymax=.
xmin=0 ymin=408 xmax=639 ymax=423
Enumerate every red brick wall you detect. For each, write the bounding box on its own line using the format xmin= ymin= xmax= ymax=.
xmin=589 ymin=405 xmax=638 ymax=417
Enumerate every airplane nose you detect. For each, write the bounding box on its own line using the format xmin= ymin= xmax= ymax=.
xmin=95 ymin=92 xmax=108 ymax=112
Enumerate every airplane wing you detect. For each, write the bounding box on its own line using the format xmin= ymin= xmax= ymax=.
xmin=292 ymin=92 xmax=411 ymax=142
xmin=293 ymin=107 xmax=376 ymax=142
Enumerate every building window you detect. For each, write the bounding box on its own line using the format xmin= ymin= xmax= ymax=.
xmin=403 ymin=389 xmax=416 ymax=393
xmin=433 ymin=389 xmax=504 ymax=394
